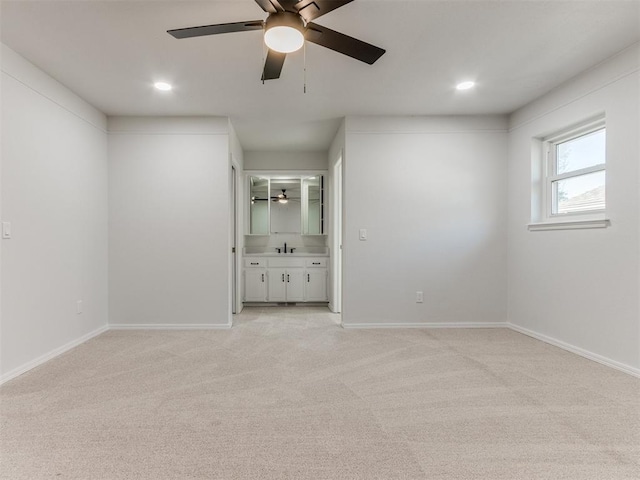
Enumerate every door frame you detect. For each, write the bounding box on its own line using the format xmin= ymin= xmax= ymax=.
xmin=331 ymin=151 xmax=343 ymax=315
xmin=230 ymin=157 xmax=242 ymax=323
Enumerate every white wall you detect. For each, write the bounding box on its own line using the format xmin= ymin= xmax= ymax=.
xmin=244 ymin=150 xmax=327 ymax=170
xmin=342 ymin=116 xmax=508 ymax=326
xmin=229 ymin=121 xmax=244 ymax=315
xmin=507 ymin=44 xmax=640 ymax=372
xmin=108 ymin=117 xmax=232 ymax=327
xmin=328 ymin=120 xmax=345 ymax=312
xmin=1 ymin=45 xmax=108 ymax=381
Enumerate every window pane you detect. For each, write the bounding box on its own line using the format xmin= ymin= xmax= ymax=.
xmin=556 ymin=128 xmax=605 ymax=174
xmin=553 ymin=170 xmax=605 ymax=214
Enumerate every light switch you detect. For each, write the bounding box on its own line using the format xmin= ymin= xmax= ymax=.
xmin=359 ymin=228 xmax=367 ymax=241
xmin=2 ymin=222 xmax=11 ymax=239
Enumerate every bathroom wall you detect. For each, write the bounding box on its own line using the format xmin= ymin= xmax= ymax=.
xmin=244 ymin=151 xmax=327 ymax=171
xmin=243 ymin=150 xmax=329 ymax=252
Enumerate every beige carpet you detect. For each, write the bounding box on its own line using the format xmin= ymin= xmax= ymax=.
xmin=1 ymin=307 xmax=638 ymax=479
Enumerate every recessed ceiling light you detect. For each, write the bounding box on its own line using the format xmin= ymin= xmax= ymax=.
xmin=456 ymin=81 xmax=476 ymax=91
xmin=154 ymin=82 xmax=172 ymax=91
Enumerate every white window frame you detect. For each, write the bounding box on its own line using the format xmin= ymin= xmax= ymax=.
xmin=530 ymin=116 xmax=609 ymax=231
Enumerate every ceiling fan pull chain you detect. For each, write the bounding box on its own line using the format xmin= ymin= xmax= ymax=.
xmin=303 ymin=41 xmax=307 ymax=94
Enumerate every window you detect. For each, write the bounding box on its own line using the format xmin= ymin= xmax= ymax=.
xmin=544 ymin=118 xmax=606 ymax=218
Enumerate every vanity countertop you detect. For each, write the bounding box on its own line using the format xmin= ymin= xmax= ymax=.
xmin=243 ymin=252 xmax=329 ymax=258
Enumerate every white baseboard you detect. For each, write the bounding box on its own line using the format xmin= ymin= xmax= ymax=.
xmin=342 ymin=321 xmax=507 ymax=329
xmin=108 ymin=323 xmax=232 ymax=330
xmin=508 ymin=323 xmax=640 ymax=379
xmin=0 ymin=325 xmax=109 ymax=386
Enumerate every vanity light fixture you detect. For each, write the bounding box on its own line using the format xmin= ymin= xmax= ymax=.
xmin=456 ymin=81 xmax=476 ymax=91
xmin=263 ymin=12 xmax=304 ymax=54
xmin=154 ymin=81 xmax=173 ymax=91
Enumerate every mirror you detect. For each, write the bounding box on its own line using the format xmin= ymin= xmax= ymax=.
xmin=247 ymin=173 xmax=326 ymax=236
xmin=302 ymin=175 xmax=324 ymax=235
xmin=249 ymin=176 xmax=269 ymax=235
xmin=270 ymin=178 xmax=301 ymax=233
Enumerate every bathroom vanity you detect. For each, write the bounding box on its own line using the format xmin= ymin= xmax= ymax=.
xmin=243 ymin=171 xmax=329 ymax=305
xmin=243 ymin=253 xmax=328 ymax=303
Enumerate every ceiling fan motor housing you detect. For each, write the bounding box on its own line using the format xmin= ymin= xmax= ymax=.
xmin=266 ymin=11 xmax=305 ymax=33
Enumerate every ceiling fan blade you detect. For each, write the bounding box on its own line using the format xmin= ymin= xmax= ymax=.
xmin=274 ymin=0 xmax=302 ymax=12
xmin=305 ymin=23 xmax=385 ymax=65
xmin=168 ymin=20 xmax=263 ymax=39
xmin=295 ymin=0 xmax=354 ymax=23
xmin=262 ymin=49 xmax=287 ymax=80
xmin=254 ymin=0 xmax=282 ymax=13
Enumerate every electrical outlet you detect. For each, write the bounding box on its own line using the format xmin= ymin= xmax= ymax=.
xmin=416 ymin=291 xmax=424 ymax=303
xmin=76 ymin=300 xmax=83 ymax=314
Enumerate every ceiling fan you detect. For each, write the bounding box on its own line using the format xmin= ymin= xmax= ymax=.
xmin=273 ymin=189 xmax=289 ymax=203
xmin=167 ymin=0 xmax=386 ymax=81
xmin=251 ymin=189 xmax=296 ymax=204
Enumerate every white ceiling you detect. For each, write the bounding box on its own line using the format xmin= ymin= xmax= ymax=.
xmin=2 ymin=0 xmax=639 ymax=151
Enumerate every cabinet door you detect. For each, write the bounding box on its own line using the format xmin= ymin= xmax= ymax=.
xmin=244 ymin=269 xmax=266 ymax=302
xmin=286 ymin=269 xmax=305 ymax=302
xmin=267 ymin=268 xmax=287 ymax=302
xmin=305 ymin=269 xmax=327 ymax=301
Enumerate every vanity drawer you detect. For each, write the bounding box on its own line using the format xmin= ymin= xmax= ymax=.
xmin=244 ymin=258 xmax=266 ymax=268
xmin=305 ymin=258 xmax=327 ymax=268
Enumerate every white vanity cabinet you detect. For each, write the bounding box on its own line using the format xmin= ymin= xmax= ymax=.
xmin=243 ymin=259 xmax=267 ymax=302
xmin=305 ymin=258 xmax=328 ymax=301
xmin=268 ymin=268 xmax=305 ymax=302
xmin=267 ymin=257 xmax=305 ymax=302
xmin=243 ymin=256 xmax=328 ymax=303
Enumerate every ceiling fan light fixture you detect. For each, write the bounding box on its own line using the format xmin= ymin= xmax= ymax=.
xmin=278 ymin=198 xmax=288 ymax=204
xmin=264 ymin=12 xmax=305 ymax=54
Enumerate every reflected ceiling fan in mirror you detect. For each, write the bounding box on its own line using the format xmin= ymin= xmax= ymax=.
xmin=252 ymin=189 xmax=298 ymax=204
xmin=167 ymin=0 xmax=386 ymax=81
xmin=274 ymin=189 xmax=289 ymax=204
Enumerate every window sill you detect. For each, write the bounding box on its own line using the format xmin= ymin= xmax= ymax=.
xmin=528 ymin=218 xmax=610 ymax=231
